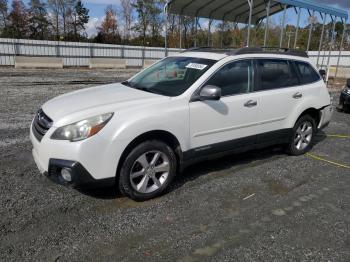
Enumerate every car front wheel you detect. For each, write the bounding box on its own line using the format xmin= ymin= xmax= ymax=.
xmin=119 ymin=140 xmax=177 ymax=201
xmin=286 ymin=115 xmax=316 ymax=156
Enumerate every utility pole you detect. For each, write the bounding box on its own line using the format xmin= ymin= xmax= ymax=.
xmin=286 ymin=31 xmax=295 ymax=48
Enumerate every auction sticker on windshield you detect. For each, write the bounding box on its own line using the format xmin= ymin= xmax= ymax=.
xmin=186 ymin=63 xmax=208 ymax=70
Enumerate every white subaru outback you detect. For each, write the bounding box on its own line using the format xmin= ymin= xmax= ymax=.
xmin=30 ymin=47 xmax=333 ymax=201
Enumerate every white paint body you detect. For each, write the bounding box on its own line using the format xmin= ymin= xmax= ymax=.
xmin=30 ymin=52 xmax=333 ymax=181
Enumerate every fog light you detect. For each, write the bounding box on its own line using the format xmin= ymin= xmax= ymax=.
xmin=61 ymin=168 xmax=72 ymax=182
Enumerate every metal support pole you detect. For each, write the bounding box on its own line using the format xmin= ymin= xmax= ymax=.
xmin=335 ymin=22 xmax=346 ymax=78
xmin=207 ymin=20 xmax=211 ymax=46
xmin=264 ymin=0 xmax=271 ymax=47
xmin=287 ymin=31 xmax=293 ymax=48
xmin=179 ymin=16 xmax=182 ymax=49
xmin=326 ymin=18 xmax=336 ymax=84
xmin=317 ymin=13 xmax=327 ymax=68
xmin=90 ymin=43 xmax=94 ymax=58
xmin=247 ymin=0 xmax=253 ymax=47
xmin=142 ymin=46 xmax=145 ymax=68
xmin=121 ymin=45 xmax=125 ymax=59
xmin=294 ymin=7 xmax=301 ymax=49
xmin=306 ymin=10 xmax=315 ymax=52
xmin=56 ymin=41 xmax=60 ymax=57
xmin=194 ymin=18 xmax=198 ymax=47
xmin=279 ymin=5 xmax=287 ymax=48
xmin=321 ymin=48 xmax=326 ymax=69
xmin=164 ymin=4 xmax=168 ymax=55
xmin=220 ymin=23 xmax=224 ymax=48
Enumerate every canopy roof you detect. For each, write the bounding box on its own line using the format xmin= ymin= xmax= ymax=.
xmin=167 ymin=0 xmax=348 ymax=24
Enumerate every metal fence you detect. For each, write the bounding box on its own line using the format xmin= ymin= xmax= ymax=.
xmin=0 ymin=38 xmax=183 ymax=67
xmin=0 ymin=38 xmax=350 ymax=69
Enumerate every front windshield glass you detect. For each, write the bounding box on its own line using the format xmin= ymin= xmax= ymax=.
xmin=125 ymin=56 xmax=216 ymax=97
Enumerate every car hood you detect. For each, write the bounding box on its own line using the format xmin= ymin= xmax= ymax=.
xmin=42 ymin=83 xmax=166 ymax=123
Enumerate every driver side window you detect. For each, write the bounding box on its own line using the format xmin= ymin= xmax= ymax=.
xmin=205 ymin=60 xmax=253 ymax=96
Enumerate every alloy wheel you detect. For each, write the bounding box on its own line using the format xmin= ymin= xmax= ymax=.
xmin=130 ymin=151 xmax=170 ymax=194
xmin=294 ymin=121 xmax=313 ymax=151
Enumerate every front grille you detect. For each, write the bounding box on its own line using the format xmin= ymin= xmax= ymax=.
xmin=32 ymin=109 xmax=53 ymax=142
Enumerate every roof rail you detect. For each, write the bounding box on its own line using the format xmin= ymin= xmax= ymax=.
xmin=182 ymin=46 xmax=309 ymax=58
xmin=231 ymin=47 xmax=309 ymax=58
xmin=181 ymin=46 xmax=213 ymax=53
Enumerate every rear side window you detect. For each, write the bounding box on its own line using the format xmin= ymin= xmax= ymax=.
xmin=206 ymin=60 xmax=253 ymax=96
xmin=295 ymin=61 xmax=321 ymax=84
xmin=256 ymin=59 xmax=299 ymax=91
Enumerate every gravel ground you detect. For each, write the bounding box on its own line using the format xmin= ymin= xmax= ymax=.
xmin=1 ymin=68 xmax=350 ymax=262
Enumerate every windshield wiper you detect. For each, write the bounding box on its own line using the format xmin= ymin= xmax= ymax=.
xmin=133 ymin=86 xmax=157 ymax=94
xmin=123 ymin=81 xmax=160 ymax=95
xmin=121 ymin=80 xmax=133 ymax=87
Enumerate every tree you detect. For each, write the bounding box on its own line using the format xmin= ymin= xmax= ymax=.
xmin=120 ymin=0 xmax=133 ymax=42
xmin=96 ymin=5 xmax=120 ymax=44
xmin=48 ymin=0 xmax=60 ymax=40
xmin=132 ymin=0 xmax=163 ymax=46
xmin=71 ymin=0 xmax=89 ymax=41
xmin=148 ymin=1 xmax=163 ymax=45
xmin=0 ymin=0 xmax=8 ymax=31
xmin=132 ymin=0 xmax=149 ymax=45
xmin=5 ymin=0 xmax=29 ymax=38
xmin=28 ymin=0 xmax=50 ymax=39
xmin=58 ymin=0 xmax=75 ymax=39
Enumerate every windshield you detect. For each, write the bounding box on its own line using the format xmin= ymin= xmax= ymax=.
xmin=124 ymin=56 xmax=216 ymax=97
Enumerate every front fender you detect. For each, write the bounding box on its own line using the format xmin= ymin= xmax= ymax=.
xmin=95 ymin=100 xmax=190 ymax=179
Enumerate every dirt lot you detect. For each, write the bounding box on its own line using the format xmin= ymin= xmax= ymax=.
xmin=1 ymin=68 xmax=350 ymax=262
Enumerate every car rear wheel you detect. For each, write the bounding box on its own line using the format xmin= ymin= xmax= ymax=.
xmin=286 ymin=115 xmax=316 ymax=156
xmin=119 ymin=140 xmax=177 ymax=201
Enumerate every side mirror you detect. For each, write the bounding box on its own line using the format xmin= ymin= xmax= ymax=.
xmin=319 ymin=69 xmax=326 ymax=81
xmin=199 ymin=85 xmax=221 ymax=101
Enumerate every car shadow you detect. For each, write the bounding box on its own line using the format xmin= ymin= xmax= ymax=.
xmin=78 ymin=132 xmax=327 ymax=200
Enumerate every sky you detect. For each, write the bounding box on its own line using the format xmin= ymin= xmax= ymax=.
xmin=81 ymin=0 xmax=350 ymax=37
xmin=6 ymin=0 xmax=350 ymax=37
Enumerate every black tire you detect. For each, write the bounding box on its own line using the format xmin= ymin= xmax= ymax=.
xmin=119 ymin=140 xmax=177 ymax=201
xmin=286 ymin=115 xmax=316 ymax=156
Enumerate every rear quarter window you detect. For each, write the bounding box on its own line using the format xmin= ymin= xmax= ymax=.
xmin=295 ymin=61 xmax=321 ymax=85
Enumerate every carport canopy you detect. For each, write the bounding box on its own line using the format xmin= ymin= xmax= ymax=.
xmin=166 ymin=0 xmax=348 ymax=24
xmin=165 ymin=0 xmax=349 ymax=79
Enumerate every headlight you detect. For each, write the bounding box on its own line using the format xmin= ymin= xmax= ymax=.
xmin=51 ymin=113 xmax=113 ymax=141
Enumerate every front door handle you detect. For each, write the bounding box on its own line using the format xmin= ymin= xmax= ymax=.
xmin=293 ymin=92 xmax=303 ymax=99
xmin=244 ymin=100 xmax=257 ymax=107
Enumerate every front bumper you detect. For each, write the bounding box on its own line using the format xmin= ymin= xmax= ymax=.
xmin=30 ymin=119 xmax=126 ymax=187
xmin=46 ymin=159 xmax=115 ymax=188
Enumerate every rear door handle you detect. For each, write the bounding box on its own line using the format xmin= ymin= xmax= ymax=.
xmin=244 ymin=100 xmax=257 ymax=107
xmin=293 ymin=92 xmax=303 ymax=99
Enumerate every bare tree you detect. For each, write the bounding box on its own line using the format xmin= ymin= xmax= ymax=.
xmin=58 ymin=0 xmax=74 ymax=39
xmin=48 ymin=0 xmax=60 ymax=40
xmin=120 ymin=0 xmax=133 ymax=42
xmin=0 ymin=0 xmax=8 ymax=29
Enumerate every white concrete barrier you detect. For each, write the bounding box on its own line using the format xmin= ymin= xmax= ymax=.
xmin=143 ymin=59 xmax=158 ymax=68
xmin=89 ymin=58 xmax=126 ymax=69
xmin=328 ymin=67 xmax=350 ymax=78
xmin=15 ymin=56 xmax=63 ymax=69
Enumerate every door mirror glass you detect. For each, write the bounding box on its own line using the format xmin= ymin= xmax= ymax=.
xmin=319 ymin=69 xmax=326 ymax=81
xmin=199 ymin=85 xmax=221 ymax=101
